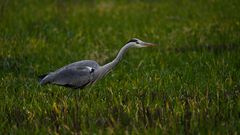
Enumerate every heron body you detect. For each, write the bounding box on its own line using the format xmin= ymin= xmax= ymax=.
xmin=39 ymin=38 xmax=156 ymax=89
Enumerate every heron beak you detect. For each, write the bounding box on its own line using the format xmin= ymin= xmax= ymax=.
xmin=142 ymin=42 xmax=158 ymax=47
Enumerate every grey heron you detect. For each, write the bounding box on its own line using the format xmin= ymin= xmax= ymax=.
xmin=39 ymin=38 xmax=157 ymax=89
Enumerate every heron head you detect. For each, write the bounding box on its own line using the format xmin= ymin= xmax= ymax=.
xmin=127 ymin=38 xmax=157 ymax=48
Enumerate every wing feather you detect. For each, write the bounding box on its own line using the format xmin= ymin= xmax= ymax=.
xmin=39 ymin=60 xmax=99 ymax=89
xmin=52 ymin=67 xmax=92 ymax=88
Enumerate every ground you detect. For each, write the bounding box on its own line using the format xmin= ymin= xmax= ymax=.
xmin=0 ymin=0 xmax=240 ymax=134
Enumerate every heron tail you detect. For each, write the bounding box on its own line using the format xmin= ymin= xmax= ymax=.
xmin=38 ymin=74 xmax=49 ymax=84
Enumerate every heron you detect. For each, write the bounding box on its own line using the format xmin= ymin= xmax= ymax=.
xmin=39 ymin=38 xmax=157 ymax=89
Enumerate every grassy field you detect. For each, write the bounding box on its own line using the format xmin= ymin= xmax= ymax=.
xmin=0 ymin=0 xmax=240 ymax=134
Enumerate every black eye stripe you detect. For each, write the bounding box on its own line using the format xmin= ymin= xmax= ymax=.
xmin=127 ymin=39 xmax=138 ymax=43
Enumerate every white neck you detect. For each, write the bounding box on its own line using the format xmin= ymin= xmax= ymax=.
xmin=99 ymin=43 xmax=135 ymax=77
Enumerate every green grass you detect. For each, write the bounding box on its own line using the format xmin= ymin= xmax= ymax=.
xmin=0 ymin=0 xmax=240 ymax=134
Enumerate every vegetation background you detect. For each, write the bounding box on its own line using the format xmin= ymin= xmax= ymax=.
xmin=0 ymin=0 xmax=239 ymax=134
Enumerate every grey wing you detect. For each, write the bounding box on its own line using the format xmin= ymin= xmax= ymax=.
xmin=51 ymin=67 xmax=92 ymax=89
xmin=63 ymin=60 xmax=100 ymax=70
xmin=40 ymin=60 xmax=99 ymax=89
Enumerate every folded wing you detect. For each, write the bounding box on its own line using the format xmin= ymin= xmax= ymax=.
xmin=51 ymin=67 xmax=92 ymax=89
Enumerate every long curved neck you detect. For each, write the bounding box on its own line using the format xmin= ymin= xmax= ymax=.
xmin=100 ymin=43 xmax=134 ymax=76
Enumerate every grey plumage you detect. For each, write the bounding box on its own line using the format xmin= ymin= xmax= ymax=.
xmin=40 ymin=60 xmax=99 ymax=88
xmin=39 ymin=38 xmax=156 ymax=89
